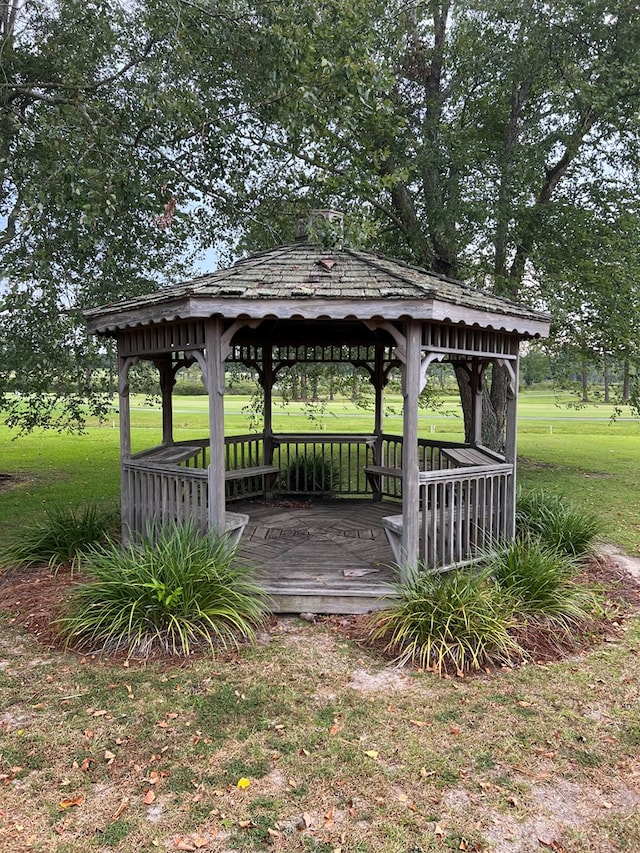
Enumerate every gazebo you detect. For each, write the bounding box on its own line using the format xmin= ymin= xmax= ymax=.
xmin=85 ymin=214 xmax=550 ymax=613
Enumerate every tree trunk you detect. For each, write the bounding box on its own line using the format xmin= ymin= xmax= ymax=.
xmin=603 ymin=355 xmax=610 ymax=403
xmin=581 ymin=359 xmax=589 ymax=402
xmin=351 ymin=365 xmax=360 ymax=404
xmin=623 ymin=358 xmax=630 ymax=401
xmin=453 ymin=362 xmax=506 ymax=453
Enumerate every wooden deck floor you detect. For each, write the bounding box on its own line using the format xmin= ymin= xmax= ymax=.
xmin=232 ymin=498 xmax=401 ymax=614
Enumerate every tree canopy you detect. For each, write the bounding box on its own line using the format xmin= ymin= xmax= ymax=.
xmin=1 ymin=0 xmax=639 ymax=431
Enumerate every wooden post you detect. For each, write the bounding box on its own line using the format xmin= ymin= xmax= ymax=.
xmin=373 ymin=343 xmax=385 ymax=462
xmin=205 ymin=317 xmax=226 ymax=534
xmin=118 ymin=351 xmax=131 ymax=461
xmin=263 ymin=345 xmax=274 ymax=464
xmin=470 ymin=360 xmax=484 ymax=447
xmin=504 ymin=355 xmax=519 ymax=539
xmin=401 ymin=320 xmax=421 ymax=575
xmin=118 ymin=347 xmax=132 ymax=542
xmin=157 ymin=357 xmax=174 ymax=446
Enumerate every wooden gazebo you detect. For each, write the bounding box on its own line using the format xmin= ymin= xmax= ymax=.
xmin=86 ymin=218 xmax=550 ymax=612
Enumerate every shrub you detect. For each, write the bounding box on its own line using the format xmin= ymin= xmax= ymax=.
xmin=56 ymin=521 xmax=268 ymax=658
xmin=516 ymin=488 xmax=600 ymax=557
xmin=489 ymin=536 xmax=603 ymax=628
xmin=280 ymin=454 xmax=341 ymax=494
xmin=367 ymin=567 xmax=519 ymax=674
xmin=0 ymin=503 xmax=119 ymax=570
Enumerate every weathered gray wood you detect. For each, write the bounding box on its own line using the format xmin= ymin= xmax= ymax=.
xmin=401 ymin=320 xmax=422 ymax=574
xmin=441 ymin=447 xmax=499 ymax=467
xmin=157 ymin=357 xmax=174 ymax=446
xmin=205 ymin=317 xmax=226 ymax=533
xmin=504 ymin=355 xmax=519 ymax=538
xmin=88 ymin=294 xmax=550 ymax=338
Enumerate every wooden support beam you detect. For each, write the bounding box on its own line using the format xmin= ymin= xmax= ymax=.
xmin=504 ymin=355 xmax=519 ymax=538
xmin=156 ymin=357 xmax=174 ymax=446
xmin=118 ymin=350 xmax=136 ymax=542
xmin=401 ymin=320 xmax=422 ymax=575
xmin=373 ymin=343 xmax=385 ymax=478
xmin=470 ymin=360 xmax=485 ymax=447
xmin=205 ymin=317 xmax=226 ymax=534
xmin=262 ymin=345 xmax=274 ymax=464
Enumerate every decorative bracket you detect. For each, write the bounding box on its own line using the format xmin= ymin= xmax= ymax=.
xmin=221 ymin=319 xmax=263 ymax=361
xmin=118 ymin=355 xmax=139 ymax=396
xmin=419 ymin=352 xmax=446 ymax=393
xmin=364 ymin=320 xmax=407 ymax=362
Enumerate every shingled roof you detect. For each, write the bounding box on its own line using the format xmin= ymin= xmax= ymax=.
xmin=85 ymin=241 xmax=550 ymax=337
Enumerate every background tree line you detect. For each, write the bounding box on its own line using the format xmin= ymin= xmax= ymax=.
xmin=1 ymin=0 xmax=638 ymax=433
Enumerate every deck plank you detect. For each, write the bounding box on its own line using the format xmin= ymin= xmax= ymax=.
xmin=232 ymin=498 xmax=399 ymax=613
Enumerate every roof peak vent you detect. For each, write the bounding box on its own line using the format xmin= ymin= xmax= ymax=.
xmin=295 ymin=209 xmax=344 ymax=249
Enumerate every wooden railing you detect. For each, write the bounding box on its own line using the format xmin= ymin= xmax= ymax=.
xmin=417 ymin=463 xmax=513 ymax=568
xmin=122 ymin=435 xmax=512 ymax=563
xmin=122 ymin=459 xmax=208 ymax=535
xmin=271 ymin=433 xmax=376 ymax=496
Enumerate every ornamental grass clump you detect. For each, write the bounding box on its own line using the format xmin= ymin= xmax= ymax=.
xmin=368 ymin=568 xmax=519 ymax=674
xmin=516 ymin=488 xmax=600 ymax=557
xmin=56 ymin=521 xmax=268 ymax=658
xmin=281 ymin=454 xmax=341 ymax=494
xmin=0 ymin=503 xmax=119 ymax=571
xmin=489 ymin=536 xmax=604 ymax=629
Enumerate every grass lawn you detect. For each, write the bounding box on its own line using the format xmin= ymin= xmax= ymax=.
xmin=0 ymin=390 xmax=639 ymax=851
xmin=0 ymin=602 xmax=639 ymax=851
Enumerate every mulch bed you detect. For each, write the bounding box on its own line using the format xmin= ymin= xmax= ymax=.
xmin=0 ymin=553 xmax=638 ymax=668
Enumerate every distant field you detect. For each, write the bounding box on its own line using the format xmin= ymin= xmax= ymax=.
xmin=1 ymin=390 xmax=638 ymax=553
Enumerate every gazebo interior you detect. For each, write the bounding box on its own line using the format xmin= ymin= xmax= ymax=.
xmin=86 ymin=222 xmax=549 ymax=613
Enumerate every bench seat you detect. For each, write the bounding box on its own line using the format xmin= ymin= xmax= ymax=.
xmin=364 ymin=465 xmax=403 ymax=498
xmin=225 ymin=464 xmax=280 ymax=500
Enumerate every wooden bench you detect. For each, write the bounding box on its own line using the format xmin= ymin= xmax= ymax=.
xmin=363 ymin=465 xmax=403 ymax=499
xmin=224 ymin=464 xmax=280 ymax=499
xmin=441 ymin=447 xmax=499 ymax=468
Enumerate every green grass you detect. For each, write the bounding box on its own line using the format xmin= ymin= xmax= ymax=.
xmin=1 ymin=389 xmax=638 ymax=552
xmin=0 ymin=615 xmax=639 ymax=852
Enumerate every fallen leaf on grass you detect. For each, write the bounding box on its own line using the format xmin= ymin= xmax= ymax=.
xmin=143 ymin=789 xmax=156 ymax=805
xmin=236 ymin=777 xmax=251 ymax=789
xmin=111 ymin=798 xmax=129 ymax=820
xmin=538 ymin=840 xmax=567 ymax=853
xmin=59 ymin=796 xmax=85 ymax=810
xmin=174 ymin=838 xmax=196 ymax=851
xmin=80 ymin=757 xmax=93 ymax=773
xmin=329 ymin=722 xmax=341 ymax=735
xmin=364 ymin=749 xmax=379 ymax=759
xmin=410 ymin=719 xmax=430 ymax=728
xmin=449 ymin=726 xmax=461 ymax=735
xmin=434 ymin=821 xmax=446 ymax=837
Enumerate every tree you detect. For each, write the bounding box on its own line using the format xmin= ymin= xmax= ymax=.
xmin=2 ymin=0 xmax=639 ymax=435
xmin=0 ymin=0 xmax=260 ymax=430
xmin=224 ymin=0 xmax=640 ymax=436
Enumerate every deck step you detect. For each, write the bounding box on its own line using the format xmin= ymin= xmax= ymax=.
xmin=262 ymin=586 xmax=397 ymax=615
